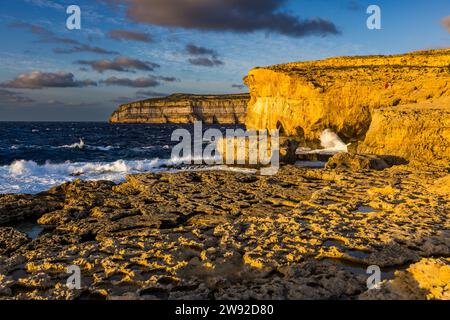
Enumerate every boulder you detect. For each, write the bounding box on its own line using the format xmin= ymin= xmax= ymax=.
xmin=325 ymin=152 xmax=390 ymax=171
xmin=358 ymin=99 xmax=450 ymax=165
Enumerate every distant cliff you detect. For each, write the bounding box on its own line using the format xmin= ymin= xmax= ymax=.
xmin=109 ymin=93 xmax=249 ymax=124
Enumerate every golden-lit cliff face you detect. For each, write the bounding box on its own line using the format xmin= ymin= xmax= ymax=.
xmin=244 ymin=49 xmax=450 ymax=163
xmin=109 ymin=93 xmax=249 ymax=124
xmin=244 ymin=49 xmax=450 ymax=140
xmin=358 ymin=98 xmax=450 ymax=165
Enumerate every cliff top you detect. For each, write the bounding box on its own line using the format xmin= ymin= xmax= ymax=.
xmin=377 ymin=97 xmax=450 ymax=111
xmin=124 ymin=93 xmax=249 ymax=105
xmin=254 ymin=48 xmax=450 ymax=75
xmin=245 ymin=49 xmax=450 ymax=89
xmin=110 ymin=92 xmax=250 ymax=123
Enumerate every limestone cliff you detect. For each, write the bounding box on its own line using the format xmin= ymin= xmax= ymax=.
xmin=243 ymin=49 xmax=450 ymax=163
xmin=109 ymin=93 xmax=249 ymax=124
xmin=358 ymin=98 xmax=450 ymax=164
xmin=244 ymin=49 xmax=450 ymax=142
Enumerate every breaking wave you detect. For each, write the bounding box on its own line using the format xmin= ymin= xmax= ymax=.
xmin=0 ymin=122 xmax=248 ymax=194
xmin=58 ymin=138 xmax=115 ymax=151
xmin=61 ymin=138 xmax=85 ymax=149
xmin=319 ymin=129 xmax=348 ymax=152
xmin=296 ymin=129 xmax=349 ymax=155
xmin=1 ymin=158 xmax=162 ymax=194
xmin=5 ymin=140 xmax=116 ymax=152
xmin=0 ymin=154 xmax=245 ymax=194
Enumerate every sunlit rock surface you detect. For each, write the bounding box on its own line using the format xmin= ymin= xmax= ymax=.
xmin=325 ymin=153 xmax=391 ymax=171
xmin=0 ymin=165 xmax=448 ymax=300
xmin=109 ymin=93 xmax=249 ymax=124
xmin=361 ymin=258 xmax=450 ymax=300
xmin=2 ymin=50 xmax=450 ymax=300
xmin=358 ymin=98 xmax=450 ymax=164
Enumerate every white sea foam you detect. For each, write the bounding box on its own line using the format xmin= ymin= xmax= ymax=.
xmin=1 ymin=158 xmax=164 ymax=194
xmin=0 ymin=155 xmax=251 ymax=194
xmin=319 ymin=129 xmax=348 ymax=152
xmin=296 ymin=129 xmax=349 ymax=155
xmin=61 ymin=138 xmax=85 ymax=149
xmin=56 ymin=138 xmax=116 ymax=151
xmin=6 ymin=142 xmax=116 ymax=151
xmin=89 ymin=145 xmax=114 ymax=151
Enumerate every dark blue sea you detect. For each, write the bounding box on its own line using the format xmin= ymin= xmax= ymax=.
xmin=0 ymin=122 xmax=244 ymax=194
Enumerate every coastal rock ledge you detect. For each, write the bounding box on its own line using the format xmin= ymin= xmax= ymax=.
xmin=109 ymin=93 xmax=249 ymax=124
xmin=0 ymin=166 xmax=449 ymax=300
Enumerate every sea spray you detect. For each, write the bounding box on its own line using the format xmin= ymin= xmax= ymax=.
xmin=1 ymin=156 xmax=253 ymax=194
xmin=62 ymin=138 xmax=85 ymax=149
xmin=0 ymin=122 xmax=247 ymax=194
xmin=296 ymin=129 xmax=349 ymax=155
xmin=319 ymin=129 xmax=348 ymax=152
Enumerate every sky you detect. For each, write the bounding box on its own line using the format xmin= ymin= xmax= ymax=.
xmin=0 ymin=0 xmax=449 ymax=121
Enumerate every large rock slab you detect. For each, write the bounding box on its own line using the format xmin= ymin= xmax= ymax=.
xmin=358 ymin=99 xmax=450 ymax=164
xmin=0 ymin=166 xmax=449 ymax=300
xmin=360 ymin=258 xmax=450 ymax=300
xmin=325 ymin=152 xmax=391 ymax=171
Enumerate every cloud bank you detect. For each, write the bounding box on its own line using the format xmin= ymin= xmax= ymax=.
xmin=0 ymin=89 xmax=35 ymax=103
xmin=106 ymin=0 xmax=339 ymax=37
xmin=188 ymin=57 xmax=224 ymax=67
xmin=108 ymin=29 xmax=154 ymax=42
xmin=442 ymin=16 xmax=450 ymax=33
xmin=10 ymin=21 xmax=114 ymax=53
xmin=186 ymin=44 xmax=217 ymax=56
xmin=101 ymin=76 xmax=160 ymax=87
xmin=185 ymin=43 xmax=224 ymax=67
xmin=76 ymin=56 xmax=160 ymax=73
xmin=0 ymin=71 xmax=97 ymax=89
xmin=53 ymin=44 xmax=118 ymax=55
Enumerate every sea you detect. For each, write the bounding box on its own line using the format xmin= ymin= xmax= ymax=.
xmin=0 ymin=122 xmax=245 ymax=194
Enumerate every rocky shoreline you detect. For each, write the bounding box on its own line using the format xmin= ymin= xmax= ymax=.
xmin=1 ymin=159 xmax=449 ymax=300
xmin=1 ymin=49 xmax=449 ymax=300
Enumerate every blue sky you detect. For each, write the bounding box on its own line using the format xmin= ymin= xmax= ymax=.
xmin=0 ymin=0 xmax=449 ymax=121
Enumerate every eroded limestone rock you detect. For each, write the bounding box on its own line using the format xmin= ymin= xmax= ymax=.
xmin=360 ymin=258 xmax=450 ymax=300
xmin=0 ymin=228 xmax=29 ymax=255
xmin=358 ymin=99 xmax=450 ymax=164
xmin=244 ymin=49 xmax=450 ymax=163
xmin=0 ymin=165 xmax=448 ymax=300
xmin=325 ymin=153 xmax=390 ymax=171
xmin=245 ymin=49 xmax=450 ymax=139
